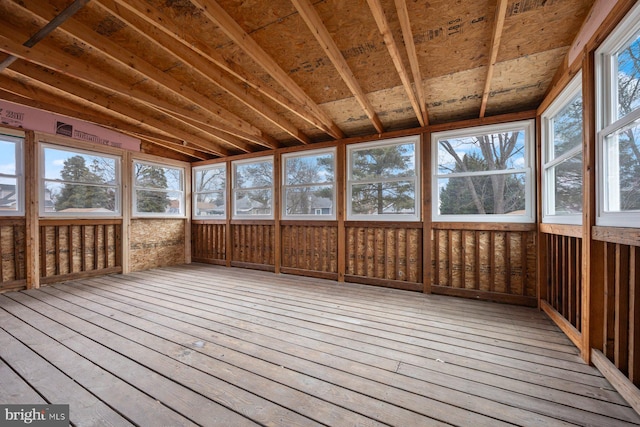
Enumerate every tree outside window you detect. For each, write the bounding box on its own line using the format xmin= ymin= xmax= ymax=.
xmin=233 ymin=157 xmax=273 ymax=218
xmin=433 ymin=121 xmax=534 ymax=223
xmin=347 ymin=137 xmax=419 ymax=221
xmin=283 ymin=149 xmax=334 ymax=219
xmin=42 ymin=145 xmax=119 ymax=216
xmin=133 ymin=161 xmax=184 ymax=216
xmin=193 ymin=164 xmax=226 ymax=218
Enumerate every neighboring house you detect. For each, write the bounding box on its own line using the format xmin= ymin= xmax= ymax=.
xmin=195 ymin=201 xmax=225 ymax=216
xmin=310 ymin=195 xmax=332 ymax=215
xmin=235 ymin=195 xmax=270 ymax=215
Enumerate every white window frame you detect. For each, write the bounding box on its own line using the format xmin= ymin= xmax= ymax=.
xmin=282 ymin=147 xmax=336 ymax=221
xmin=595 ymin=2 xmax=640 ymax=227
xmin=132 ymin=159 xmax=185 ymax=218
xmin=346 ymin=135 xmax=420 ymax=222
xmin=40 ymin=142 xmax=121 ymax=218
xmin=431 ymin=120 xmax=535 ymax=223
xmin=0 ymin=131 xmax=24 ymax=216
xmin=192 ymin=163 xmax=226 ymax=219
xmin=542 ymin=72 xmax=583 ymax=225
xmin=232 ymin=155 xmax=274 ymax=220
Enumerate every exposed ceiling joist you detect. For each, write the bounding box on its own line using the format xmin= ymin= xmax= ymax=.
xmin=100 ymin=0 xmax=309 ymax=146
xmin=0 ymin=0 xmax=91 ymax=71
xmin=190 ymin=0 xmax=346 ymax=140
xmin=480 ymin=0 xmax=509 ymax=118
xmin=394 ymin=0 xmax=429 ymax=126
xmin=366 ymin=0 xmax=425 ymax=127
xmin=291 ymin=0 xmax=384 ymax=134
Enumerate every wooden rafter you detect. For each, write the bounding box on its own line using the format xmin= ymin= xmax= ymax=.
xmin=366 ymin=0 xmax=425 ymax=127
xmin=99 ymin=0 xmax=310 ymax=145
xmin=0 ymin=0 xmax=90 ymax=71
xmin=394 ymin=0 xmax=428 ymax=126
xmin=479 ymin=0 xmax=509 ymax=118
xmin=0 ymin=33 xmax=230 ymax=156
xmin=189 ymin=0 xmax=346 ymax=140
xmin=291 ymin=0 xmax=384 ymax=134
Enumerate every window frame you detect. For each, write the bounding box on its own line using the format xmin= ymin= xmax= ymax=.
xmin=40 ymin=142 xmax=122 ymax=218
xmin=282 ymin=147 xmax=336 ymax=221
xmin=346 ymin=135 xmax=420 ymax=222
xmin=232 ymin=155 xmax=274 ymax=220
xmin=595 ymin=2 xmax=640 ymax=227
xmin=431 ymin=120 xmax=535 ymax=223
xmin=0 ymin=131 xmax=24 ymax=216
xmin=192 ymin=163 xmax=226 ymax=220
xmin=541 ymin=72 xmax=583 ymax=225
xmin=132 ymin=159 xmax=185 ymax=218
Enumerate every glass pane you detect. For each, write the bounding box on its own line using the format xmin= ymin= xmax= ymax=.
xmin=44 ymin=147 xmax=116 ymax=184
xmin=351 ymin=143 xmax=415 ymax=180
xmin=194 ymin=166 xmax=225 ymax=192
xmin=48 ymin=182 xmax=117 ymax=213
xmin=235 ymin=160 xmax=272 ymax=189
xmin=0 ymin=177 xmax=18 ymax=212
xmin=135 ymin=163 xmax=182 ymax=191
xmin=234 ymin=189 xmax=272 ymax=216
xmin=617 ymin=32 xmax=640 ymax=120
xmin=552 ymin=93 xmax=583 ymax=158
xmin=604 ymin=119 xmax=640 ymax=212
xmin=0 ymin=139 xmax=16 ymax=175
xmin=438 ymin=173 xmax=526 ymax=215
xmin=285 ymin=153 xmax=334 ymax=186
xmin=351 ymin=181 xmax=416 ymax=215
xmin=552 ymin=153 xmax=583 ymax=215
xmin=136 ymin=190 xmax=182 ymax=214
xmin=438 ymin=130 xmax=525 ymax=174
xmin=285 ymin=185 xmax=333 ymax=215
xmin=195 ymin=191 xmax=225 ymax=216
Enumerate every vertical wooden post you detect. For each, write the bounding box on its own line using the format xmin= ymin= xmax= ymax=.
xmin=422 ymin=131 xmax=432 ymax=293
xmin=337 ymin=142 xmax=346 ymax=282
xmin=24 ymin=131 xmax=39 ymax=289
xmin=121 ymin=151 xmax=131 ymax=274
xmin=582 ymin=48 xmax=600 ymax=364
xmin=535 ymin=114 xmax=545 ymax=309
xmin=184 ymin=158 xmax=192 ymax=264
xmin=273 ymin=152 xmax=281 ymax=274
xmin=225 ymin=160 xmax=232 ymax=267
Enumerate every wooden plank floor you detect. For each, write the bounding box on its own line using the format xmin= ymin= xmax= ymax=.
xmin=1 ymin=264 xmax=640 ymax=426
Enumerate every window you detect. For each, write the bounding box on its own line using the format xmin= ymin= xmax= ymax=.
xmin=432 ymin=120 xmax=535 ymax=223
xmin=0 ymin=133 xmax=23 ymax=215
xmin=347 ymin=136 xmax=420 ymax=221
xmin=282 ymin=148 xmax=335 ymax=220
xmin=596 ymin=2 xmax=640 ymax=227
xmin=193 ymin=163 xmax=226 ymax=219
xmin=232 ymin=156 xmax=273 ymax=219
xmin=542 ymin=73 xmax=583 ymax=224
xmin=42 ymin=144 xmax=120 ymax=216
xmin=133 ymin=160 xmax=184 ymax=216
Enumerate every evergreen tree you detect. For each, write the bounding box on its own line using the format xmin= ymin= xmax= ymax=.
xmin=135 ymin=164 xmax=170 ymax=213
xmin=351 ymin=145 xmax=415 ymax=214
xmin=54 ymin=155 xmax=113 ymax=211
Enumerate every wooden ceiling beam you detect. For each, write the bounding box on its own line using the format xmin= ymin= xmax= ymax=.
xmin=189 ymin=0 xmax=345 ymax=140
xmin=2 ymin=1 xmax=261 ymax=152
xmin=291 ymin=0 xmax=384 ymax=134
xmin=394 ymin=0 xmax=429 ymax=126
xmin=0 ymin=30 xmax=236 ymax=155
xmin=366 ymin=0 xmax=425 ymax=127
xmin=479 ymin=0 xmax=509 ymax=118
xmin=103 ymin=0 xmax=339 ymax=141
xmin=0 ymin=0 xmax=90 ymax=71
xmin=98 ymin=0 xmax=310 ymax=145
xmin=0 ymin=83 xmax=214 ymax=160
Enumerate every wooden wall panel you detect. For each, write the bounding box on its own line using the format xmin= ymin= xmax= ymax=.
xmin=0 ymin=219 xmax=26 ymax=291
xmin=231 ymin=223 xmax=275 ymax=269
xmin=130 ymin=219 xmax=185 ymax=272
xmin=191 ymin=221 xmax=226 ymax=264
xmin=281 ymin=223 xmax=338 ymax=276
xmin=38 ymin=220 xmax=121 ymax=284
xmin=345 ymin=223 xmax=422 ymax=291
xmin=431 ymin=225 xmax=537 ymax=306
